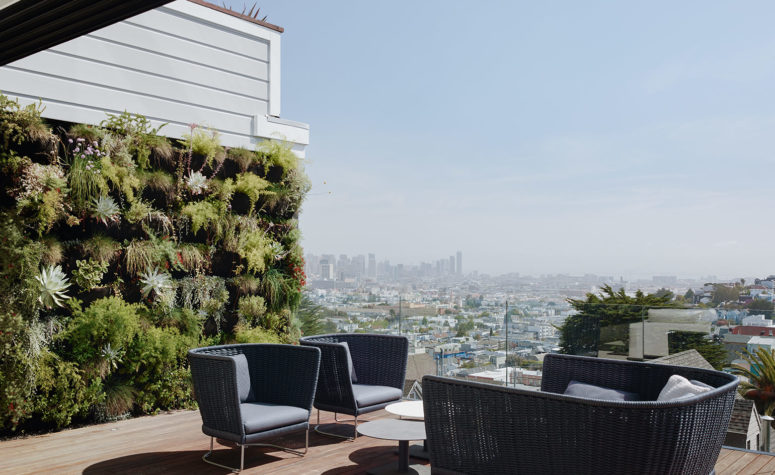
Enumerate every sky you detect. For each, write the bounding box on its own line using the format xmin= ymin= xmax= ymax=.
xmin=228 ymin=1 xmax=775 ymax=279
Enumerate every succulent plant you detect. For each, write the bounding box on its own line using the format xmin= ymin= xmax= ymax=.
xmin=91 ymin=195 xmax=121 ymax=225
xmin=139 ymin=266 xmax=173 ymax=299
xmin=186 ymin=171 xmax=208 ymax=195
xmin=35 ymin=264 xmax=71 ymax=308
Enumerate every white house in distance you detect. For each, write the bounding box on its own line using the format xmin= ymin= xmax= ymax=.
xmin=0 ymin=0 xmax=309 ymax=155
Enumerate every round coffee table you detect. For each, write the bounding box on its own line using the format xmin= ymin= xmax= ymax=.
xmin=356 ymin=419 xmax=429 ymax=474
xmin=385 ymin=401 xmax=428 ymax=460
xmin=385 ymin=400 xmax=424 ymax=420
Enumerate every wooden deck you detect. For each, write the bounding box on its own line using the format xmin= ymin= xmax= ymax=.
xmin=0 ymin=409 xmax=772 ymax=474
xmin=0 ymin=409 xmax=425 ymax=474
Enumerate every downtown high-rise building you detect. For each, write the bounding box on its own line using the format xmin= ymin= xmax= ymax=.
xmin=368 ymin=253 xmax=377 ymax=279
xmin=456 ymin=251 xmax=462 ymax=275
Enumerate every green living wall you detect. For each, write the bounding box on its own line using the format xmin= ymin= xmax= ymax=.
xmin=0 ymin=94 xmax=309 ymax=434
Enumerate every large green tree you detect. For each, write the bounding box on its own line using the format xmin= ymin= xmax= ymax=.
xmin=712 ymin=284 xmax=740 ymax=306
xmin=559 ymin=285 xmax=676 ymax=356
xmin=747 ymin=299 xmax=775 ymax=315
xmin=667 ymin=331 xmax=727 ymax=370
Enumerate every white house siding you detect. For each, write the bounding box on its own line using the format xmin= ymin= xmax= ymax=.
xmin=0 ymin=0 xmax=308 ymax=155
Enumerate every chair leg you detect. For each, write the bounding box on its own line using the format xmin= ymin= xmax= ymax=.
xmin=202 ymin=436 xmax=244 ymax=473
xmin=314 ymin=409 xmax=359 ymax=441
xmin=247 ymin=427 xmax=309 ymax=457
xmin=202 ymin=431 xmax=308 ymax=473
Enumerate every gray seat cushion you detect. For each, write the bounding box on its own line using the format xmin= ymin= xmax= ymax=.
xmin=241 ymin=402 xmax=309 ymax=434
xmin=352 ymin=384 xmax=402 ymax=408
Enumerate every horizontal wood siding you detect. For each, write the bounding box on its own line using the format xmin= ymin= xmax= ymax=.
xmin=0 ymin=0 xmax=295 ymax=149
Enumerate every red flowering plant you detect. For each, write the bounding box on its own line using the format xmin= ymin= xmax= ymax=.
xmin=287 ymin=253 xmax=306 ymax=292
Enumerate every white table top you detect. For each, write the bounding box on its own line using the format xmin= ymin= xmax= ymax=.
xmin=385 ymin=400 xmax=424 ymax=420
xmin=356 ymin=419 xmax=426 ymax=441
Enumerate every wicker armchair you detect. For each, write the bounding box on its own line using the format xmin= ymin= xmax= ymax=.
xmin=423 ymin=354 xmax=738 ymax=475
xmin=300 ymin=333 xmax=408 ymax=439
xmin=188 ymin=344 xmax=321 ymax=472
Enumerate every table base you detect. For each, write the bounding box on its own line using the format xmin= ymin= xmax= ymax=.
xmin=366 ymin=462 xmax=430 ymax=475
xmin=393 ymin=442 xmax=429 ymax=460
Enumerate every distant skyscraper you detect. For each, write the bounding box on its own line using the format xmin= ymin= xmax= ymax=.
xmin=368 ymin=253 xmax=377 ymax=279
xmin=320 ymin=259 xmax=334 ymax=280
xmin=456 ymin=251 xmax=462 ymax=275
xmin=449 ymin=256 xmax=456 ymax=274
xmin=352 ymin=254 xmax=366 ymax=278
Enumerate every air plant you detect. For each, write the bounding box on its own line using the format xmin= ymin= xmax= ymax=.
xmin=268 ymin=241 xmax=285 ymax=261
xmin=91 ymin=195 xmax=121 ymax=225
xmin=186 ymin=171 xmax=208 ymax=195
xmin=35 ymin=264 xmax=71 ymax=308
xmin=139 ymin=266 xmax=173 ymax=299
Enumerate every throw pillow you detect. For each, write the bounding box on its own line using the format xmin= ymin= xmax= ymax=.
xmin=341 ymin=341 xmax=358 ymax=383
xmin=657 ymin=374 xmax=712 ymax=401
xmin=232 ymin=353 xmax=252 ymax=402
xmin=563 ymin=380 xmax=640 ymax=401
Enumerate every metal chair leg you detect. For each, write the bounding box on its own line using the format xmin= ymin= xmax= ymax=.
xmin=247 ymin=428 xmax=309 ymax=457
xmin=202 ymin=436 xmax=243 ymax=473
xmin=202 ymin=430 xmax=309 ymax=473
xmin=314 ymin=409 xmax=359 ymax=441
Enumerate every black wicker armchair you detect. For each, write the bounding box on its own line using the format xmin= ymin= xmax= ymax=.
xmin=423 ymin=354 xmax=738 ymax=475
xmin=188 ymin=344 xmax=321 ymax=472
xmin=300 ymin=333 xmax=408 ymax=439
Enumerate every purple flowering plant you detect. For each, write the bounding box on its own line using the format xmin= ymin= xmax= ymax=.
xmin=67 ymin=136 xmax=108 ymax=207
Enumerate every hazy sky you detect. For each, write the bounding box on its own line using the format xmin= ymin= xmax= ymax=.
xmin=229 ymin=1 xmax=775 ymax=278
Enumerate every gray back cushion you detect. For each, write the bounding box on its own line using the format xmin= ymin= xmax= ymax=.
xmin=341 ymin=341 xmax=358 ymax=383
xmin=232 ymin=353 xmax=252 ymax=402
xmin=564 ymin=380 xmax=640 ymax=401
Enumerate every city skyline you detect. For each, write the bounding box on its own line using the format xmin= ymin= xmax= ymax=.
xmin=304 ymin=250 xmax=766 ymax=283
xmin=235 ymin=1 xmax=775 ymax=278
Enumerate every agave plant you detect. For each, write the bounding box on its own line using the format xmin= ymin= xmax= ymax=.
xmin=732 ymin=347 xmax=775 ymax=415
xmin=186 ymin=171 xmax=208 ymax=195
xmin=91 ymin=195 xmax=121 ymax=225
xmin=35 ymin=264 xmax=71 ymax=308
xmin=139 ymin=266 xmax=173 ymax=299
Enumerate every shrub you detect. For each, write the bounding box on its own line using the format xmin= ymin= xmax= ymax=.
xmin=100 ymin=111 xmax=167 ymax=170
xmin=228 ymin=147 xmax=257 ymax=172
xmin=234 ymin=173 xmax=270 ymax=213
xmin=237 ymin=230 xmax=273 ymax=275
xmin=259 ymin=140 xmax=299 ymax=176
xmin=233 ymin=322 xmax=281 ymax=344
xmin=181 ymin=200 xmax=221 ymax=236
xmin=183 ymin=126 xmax=222 ymax=167
xmin=123 ymin=325 xmax=197 ymax=412
xmin=124 ymin=199 xmax=152 ymax=224
xmin=60 ymin=297 xmax=141 ymax=368
xmin=32 ymin=351 xmax=100 ymax=429
xmin=0 ymin=95 xmax=51 ymax=148
xmin=0 ymin=311 xmax=36 ymax=431
xmin=82 ymin=234 xmax=120 ymax=265
xmin=237 ymin=295 xmax=266 ymax=324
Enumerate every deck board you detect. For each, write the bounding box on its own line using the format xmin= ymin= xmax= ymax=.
xmin=0 ymin=409 xmax=418 ymax=474
xmin=1 ymin=411 xmax=772 ymax=474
